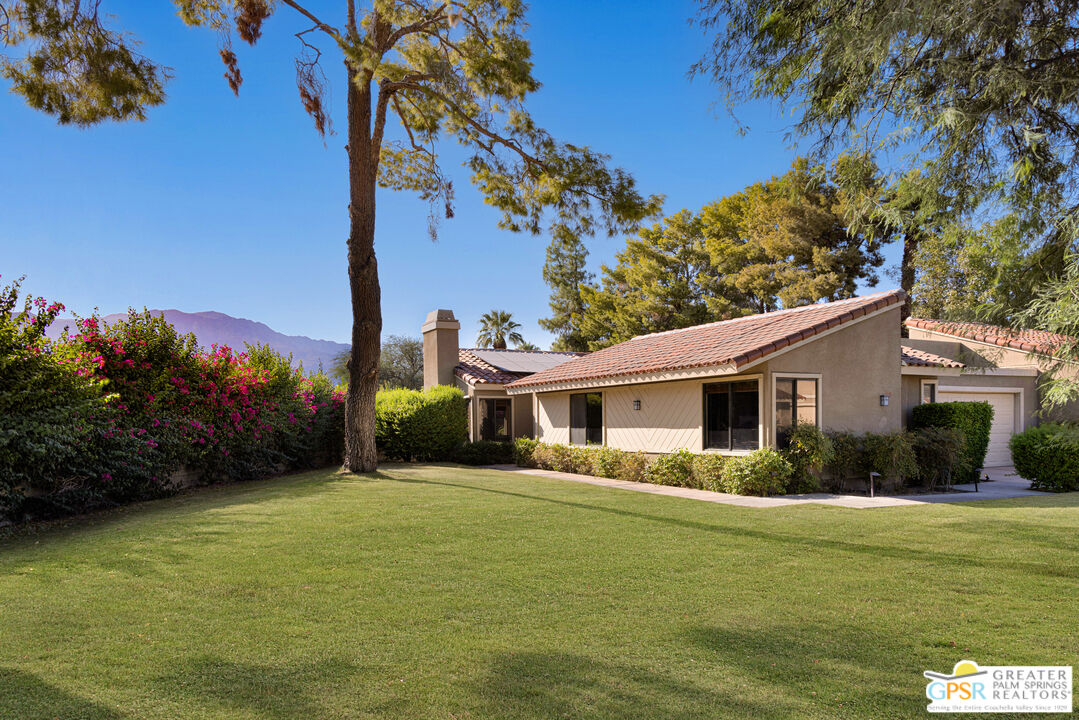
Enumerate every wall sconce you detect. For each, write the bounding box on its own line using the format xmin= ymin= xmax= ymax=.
xmin=880 ymin=394 xmax=890 ymax=407
xmin=633 ymin=400 xmax=641 ymax=411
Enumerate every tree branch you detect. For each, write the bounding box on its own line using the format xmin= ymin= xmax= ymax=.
xmin=279 ymin=0 xmax=341 ymax=40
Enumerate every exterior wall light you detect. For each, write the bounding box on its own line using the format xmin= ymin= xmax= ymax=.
xmin=633 ymin=400 xmax=641 ymax=411
xmin=880 ymin=394 xmax=890 ymax=406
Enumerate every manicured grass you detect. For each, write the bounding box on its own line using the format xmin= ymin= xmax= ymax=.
xmin=1 ymin=464 xmax=1077 ymax=719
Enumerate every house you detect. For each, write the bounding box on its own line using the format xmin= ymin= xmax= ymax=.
xmin=422 ymin=292 xmax=1077 ymax=467
xmin=421 ymin=309 xmax=581 ymax=441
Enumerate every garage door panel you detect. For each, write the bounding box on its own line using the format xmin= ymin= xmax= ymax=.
xmin=937 ymin=391 xmax=1015 ymax=467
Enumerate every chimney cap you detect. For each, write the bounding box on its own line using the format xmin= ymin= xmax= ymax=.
xmin=422 ymin=308 xmax=460 ymax=332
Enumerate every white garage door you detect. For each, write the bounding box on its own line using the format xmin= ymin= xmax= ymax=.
xmin=937 ymin=390 xmax=1016 ymax=467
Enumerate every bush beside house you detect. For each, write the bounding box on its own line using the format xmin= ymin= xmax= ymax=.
xmin=375 ymin=385 xmax=467 ymax=461
xmin=911 ymin=401 xmax=993 ymax=482
xmin=1010 ymin=423 xmax=1079 ymax=492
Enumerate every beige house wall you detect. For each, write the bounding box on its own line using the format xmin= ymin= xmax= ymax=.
xmin=533 ymin=305 xmax=904 ymax=453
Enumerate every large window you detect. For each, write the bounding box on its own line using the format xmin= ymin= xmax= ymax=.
xmin=570 ymin=392 xmax=603 ymax=445
xmin=479 ymin=398 xmax=511 ymax=441
xmin=704 ymin=380 xmax=759 ymax=451
xmin=774 ymin=376 xmax=819 ymax=448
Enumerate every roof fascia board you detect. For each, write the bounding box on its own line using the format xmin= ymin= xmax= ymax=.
xmin=504 ymin=362 xmax=740 ymax=395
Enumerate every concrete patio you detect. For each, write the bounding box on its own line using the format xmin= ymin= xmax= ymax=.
xmin=489 ymin=464 xmax=1047 ymax=509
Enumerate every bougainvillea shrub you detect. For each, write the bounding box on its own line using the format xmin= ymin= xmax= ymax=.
xmin=0 ymin=278 xmax=344 ymax=522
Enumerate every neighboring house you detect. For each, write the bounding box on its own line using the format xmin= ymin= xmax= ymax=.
xmin=422 ymin=293 xmax=1078 ymax=467
xmin=421 ymin=310 xmax=580 ymax=441
xmin=904 ymin=318 xmax=1079 ymax=465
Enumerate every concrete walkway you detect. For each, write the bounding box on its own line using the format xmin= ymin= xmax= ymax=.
xmin=487 ymin=465 xmax=1047 ymax=509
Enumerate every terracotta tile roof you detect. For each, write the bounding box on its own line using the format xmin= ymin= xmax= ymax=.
xmin=901 ymin=345 xmax=965 ymax=368
xmin=506 ymin=290 xmax=905 ymax=390
xmin=455 ymin=348 xmax=583 ymax=386
xmin=906 ymin=318 xmax=1074 ymax=357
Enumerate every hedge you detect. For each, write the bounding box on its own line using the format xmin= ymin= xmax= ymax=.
xmin=911 ymin=401 xmax=993 ymax=482
xmin=375 ymin=385 xmax=467 ymax=461
xmin=1010 ymin=423 xmax=1079 ymax=492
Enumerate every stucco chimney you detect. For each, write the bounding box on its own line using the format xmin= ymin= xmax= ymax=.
xmin=422 ymin=309 xmax=460 ymax=390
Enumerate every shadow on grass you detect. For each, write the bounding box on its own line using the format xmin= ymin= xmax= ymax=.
xmin=0 ymin=667 xmax=119 ymax=720
xmin=156 ymin=655 xmax=385 ymax=720
xmin=475 ymin=650 xmax=788 ymax=719
xmin=392 ymin=474 xmax=1079 ymax=580
xmin=0 ymin=467 xmax=385 ymax=549
xmin=684 ymin=622 xmax=920 ymax=716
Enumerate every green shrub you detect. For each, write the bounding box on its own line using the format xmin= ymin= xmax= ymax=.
xmin=692 ymin=453 xmax=728 ymax=492
xmin=824 ymin=431 xmax=861 ymax=492
xmin=911 ymin=401 xmax=993 ymax=482
xmin=1010 ymin=423 xmax=1079 ymax=492
xmin=454 ymin=441 xmax=514 ymax=466
xmin=912 ymin=427 xmax=966 ymax=489
xmin=645 ymin=449 xmax=697 ymax=488
xmin=513 ymin=437 xmax=539 ymax=467
xmin=592 ymin=446 xmax=628 ymax=478
xmin=375 ymin=385 xmax=467 ymax=461
xmin=782 ymin=423 xmax=833 ymax=493
xmin=615 ymin=451 xmax=650 ymax=483
xmin=569 ymin=446 xmax=595 ymax=475
xmin=862 ymin=431 xmax=918 ymax=490
xmin=533 ymin=443 xmax=572 ymax=472
xmin=720 ymin=448 xmax=792 ymax=496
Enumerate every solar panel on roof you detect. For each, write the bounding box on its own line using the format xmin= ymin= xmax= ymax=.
xmin=470 ymin=349 xmax=576 ymax=373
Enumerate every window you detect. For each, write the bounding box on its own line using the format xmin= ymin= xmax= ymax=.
xmin=774 ymin=376 xmax=819 ymax=448
xmin=704 ymin=380 xmax=759 ymax=451
xmin=921 ymin=380 xmax=937 ymax=404
xmin=570 ymin=392 xmax=603 ymax=445
xmin=479 ymin=398 xmax=511 ymax=441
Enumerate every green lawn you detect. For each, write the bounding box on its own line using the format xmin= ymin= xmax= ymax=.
xmin=1 ymin=465 xmax=1077 ymax=720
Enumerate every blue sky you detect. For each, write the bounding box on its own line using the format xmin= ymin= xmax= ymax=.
xmin=0 ymin=1 xmax=902 ymax=348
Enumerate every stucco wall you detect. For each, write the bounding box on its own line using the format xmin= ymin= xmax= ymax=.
xmin=760 ymin=306 xmax=902 ymax=439
xmin=532 ymin=304 xmax=904 ymax=453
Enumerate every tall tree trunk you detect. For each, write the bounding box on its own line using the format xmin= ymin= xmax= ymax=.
xmin=900 ymin=228 xmax=920 ymax=332
xmin=343 ymin=66 xmax=381 ymax=473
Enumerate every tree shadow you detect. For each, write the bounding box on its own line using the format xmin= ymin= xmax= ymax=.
xmin=390 ymin=474 xmax=1079 ymax=580
xmin=475 ymin=650 xmax=790 ymax=719
xmin=0 ymin=467 xmax=381 ymax=549
xmin=0 ymin=667 xmax=120 ymax=720
xmin=684 ymin=622 xmax=920 ymax=715
xmin=156 ymin=654 xmax=386 ymax=720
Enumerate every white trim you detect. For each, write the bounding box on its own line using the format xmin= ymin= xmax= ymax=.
xmin=770 ymin=372 xmax=823 ymax=447
xmin=508 ymin=301 xmax=902 ymax=395
xmin=937 ymin=385 xmax=1026 ymax=434
xmin=505 ymin=362 xmax=739 ymax=395
xmin=920 ymin=379 xmax=938 ymax=405
xmin=568 ymin=390 xmax=605 ymax=447
xmin=961 ymin=367 xmax=1039 ymax=377
xmin=700 ymin=373 xmax=765 ymax=453
xmin=901 ymin=366 xmax=962 ymax=377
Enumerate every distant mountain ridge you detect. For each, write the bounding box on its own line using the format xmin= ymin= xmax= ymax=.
xmin=47 ymin=309 xmax=348 ymax=374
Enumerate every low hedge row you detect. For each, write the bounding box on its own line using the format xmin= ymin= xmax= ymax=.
xmin=911 ymin=401 xmax=993 ymax=482
xmin=1010 ymin=423 xmax=1079 ymax=492
xmin=513 ymin=424 xmax=966 ymax=497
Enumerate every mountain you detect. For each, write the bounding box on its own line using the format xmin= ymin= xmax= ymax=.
xmin=47 ymin=309 xmax=349 ymax=374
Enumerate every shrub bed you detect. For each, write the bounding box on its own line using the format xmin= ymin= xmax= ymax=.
xmin=911 ymin=401 xmax=993 ymax=482
xmin=1010 ymin=423 xmax=1079 ymax=492
xmin=453 ymin=441 xmax=515 ymax=466
xmin=375 ymin=385 xmax=467 ymax=461
xmin=1 ymin=277 xmax=344 ymax=523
